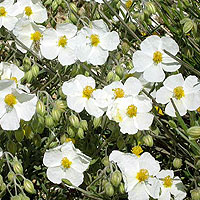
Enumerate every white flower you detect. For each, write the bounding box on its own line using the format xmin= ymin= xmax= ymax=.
xmin=13 ymin=18 xmax=44 ymax=53
xmin=156 ymin=73 xmax=200 ymax=117
xmin=40 ymin=23 xmax=77 ymax=66
xmin=43 ymin=141 xmax=91 ymax=186
xmin=107 ymin=96 xmax=154 ymax=134
xmin=73 ymin=19 xmax=120 ymax=65
xmin=0 ymin=0 xmax=18 ymax=30
xmin=85 ymin=0 xmax=104 ymax=3
xmin=0 ymin=80 xmax=37 ymax=130
xmin=132 ymin=35 xmax=180 ymax=82
xmin=12 ymin=0 xmax=47 ymax=23
xmin=62 ymin=75 xmax=105 ymax=118
xmin=156 ymin=170 xmax=186 ymax=200
xmin=109 ymin=150 xmax=161 ymax=200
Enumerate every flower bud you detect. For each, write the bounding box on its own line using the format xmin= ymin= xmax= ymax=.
xmin=168 ymin=120 xmax=177 ymax=128
xmin=69 ymin=3 xmax=78 ymax=13
xmin=145 ymin=2 xmax=156 ymax=14
xmin=111 ymin=170 xmax=122 ymax=187
xmin=23 ymin=57 xmax=31 ymax=67
xmin=62 ymin=178 xmax=72 ymax=186
xmin=106 ymin=71 xmax=114 ymax=82
xmin=45 ymin=115 xmax=54 ymax=128
xmin=36 ymin=100 xmax=46 ymax=116
xmin=187 ymin=126 xmax=200 ymax=139
xmin=69 ymin=115 xmax=80 ymax=128
xmin=191 ymin=188 xmax=200 ymax=200
xmin=69 ymin=13 xmax=77 ymax=24
xmin=51 ymin=0 xmax=59 ymax=11
xmin=56 ymin=0 xmax=63 ymax=5
xmin=44 ymin=0 xmax=52 ymax=6
xmin=0 ymin=175 xmax=3 ymax=185
xmin=24 ymin=179 xmax=36 ymax=194
xmin=80 ymin=120 xmax=88 ymax=131
xmin=77 ymin=128 xmax=84 ymax=139
xmin=24 ymin=70 xmax=33 ymax=83
xmin=121 ymin=41 xmax=130 ymax=54
xmin=93 ymin=117 xmax=101 ymax=129
xmin=11 ymin=196 xmax=21 ymax=200
xmin=8 ymin=171 xmax=15 ymax=182
xmin=19 ymin=194 xmax=30 ymax=200
xmin=173 ymin=158 xmax=182 ymax=169
xmin=183 ymin=19 xmax=194 ymax=34
xmin=52 ymin=109 xmax=61 ymax=122
xmin=143 ymin=135 xmax=153 ymax=147
xmin=115 ymin=65 xmax=124 ymax=78
xmin=0 ymin=183 xmax=6 ymax=192
xmin=49 ymin=141 xmax=58 ymax=148
xmin=113 ymin=74 xmax=121 ymax=81
xmin=78 ymin=7 xmax=86 ymax=16
xmin=55 ymin=100 xmax=67 ymax=112
xmin=67 ymin=126 xmax=75 ymax=138
xmin=60 ymin=134 xmax=67 ymax=144
xmin=101 ymin=156 xmax=109 ymax=167
xmin=118 ymin=182 xmax=125 ymax=194
xmin=104 ymin=182 xmax=114 ymax=197
xmin=7 ymin=140 xmax=17 ymax=155
xmin=31 ymin=64 xmax=39 ymax=77
xmin=13 ymin=161 xmax=23 ymax=175
xmin=15 ymin=129 xmax=24 ymax=142
xmin=127 ymin=22 xmax=137 ymax=32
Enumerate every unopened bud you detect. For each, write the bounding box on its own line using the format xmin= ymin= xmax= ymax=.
xmin=121 ymin=41 xmax=130 ymax=54
xmin=11 ymin=196 xmax=21 ymax=200
xmin=44 ymin=0 xmax=52 ymax=6
xmin=24 ymin=70 xmax=33 ymax=83
xmin=13 ymin=161 xmax=23 ymax=175
xmin=143 ymin=135 xmax=153 ymax=147
xmin=23 ymin=57 xmax=31 ymax=67
xmin=127 ymin=22 xmax=137 ymax=31
xmin=45 ymin=115 xmax=54 ymax=128
xmin=111 ymin=170 xmax=122 ymax=187
xmin=77 ymin=128 xmax=84 ymax=139
xmin=183 ymin=19 xmax=194 ymax=34
xmin=8 ymin=171 xmax=15 ymax=182
xmin=101 ymin=156 xmax=109 ymax=167
xmin=168 ymin=120 xmax=177 ymax=128
xmin=62 ymin=178 xmax=72 ymax=186
xmin=69 ymin=3 xmax=78 ymax=13
xmin=187 ymin=126 xmax=200 ymax=139
xmin=191 ymin=188 xmax=200 ymax=200
xmin=24 ymin=179 xmax=36 ymax=194
xmin=173 ymin=158 xmax=182 ymax=169
xmin=31 ymin=64 xmax=39 ymax=77
xmin=113 ymin=74 xmax=121 ymax=81
xmin=119 ymin=183 xmax=125 ymax=194
xmin=104 ymin=182 xmax=114 ymax=197
xmin=52 ymin=109 xmax=61 ymax=122
xmin=93 ymin=117 xmax=101 ymax=129
xmin=55 ymin=100 xmax=67 ymax=112
xmin=80 ymin=120 xmax=88 ymax=131
xmin=52 ymin=0 xmax=59 ymax=11
xmin=36 ymin=100 xmax=46 ymax=116
xmin=115 ymin=65 xmax=124 ymax=78
xmin=69 ymin=13 xmax=77 ymax=24
xmin=106 ymin=71 xmax=114 ymax=82
xmin=56 ymin=0 xmax=62 ymax=5
xmin=69 ymin=115 xmax=80 ymax=128
xmin=67 ymin=126 xmax=75 ymax=137
xmin=145 ymin=2 xmax=156 ymax=14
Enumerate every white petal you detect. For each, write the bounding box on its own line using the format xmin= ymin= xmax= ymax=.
xmin=119 ymin=118 xmax=138 ymax=135
xmin=161 ymin=56 xmax=181 ymax=72
xmin=3 ymin=15 xmax=18 ymax=31
xmin=124 ymin=77 xmax=142 ymax=96
xmin=146 ymin=178 xmax=161 ymax=199
xmin=184 ymin=75 xmax=200 ymax=93
xmin=56 ymin=23 xmax=77 ymax=39
xmin=76 ymin=75 xmax=95 ymax=89
xmin=158 ymin=190 xmax=171 ymax=200
xmin=62 ymin=79 xmax=82 ymax=96
xmin=163 ymin=74 xmax=184 ymax=91
xmin=161 ymin=36 xmax=179 ymax=55
xmin=31 ymin=3 xmax=47 ymax=23
xmin=183 ymin=93 xmax=200 ymax=111
xmin=141 ymin=35 xmax=161 ymax=55
xmin=157 ymin=170 xmax=174 ymax=179
xmin=132 ymin=51 xmax=153 ymax=72
xmin=156 ymin=87 xmax=172 ymax=104
xmin=128 ymin=183 xmax=149 ymax=200
xmin=46 ymin=166 xmax=64 ymax=184
xmin=67 ymin=96 xmax=86 ymax=113
xmin=75 ymin=43 xmax=92 ymax=63
xmin=92 ymin=89 xmax=110 ymax=108
xmin=100 ymin=31 xmax=120 ymax=51
xmin=135 ymin=113 xmax=154 ymax=130
xmin=143 ymin=64 xmax=165 ymax=83
xmin=92 ymin=19 xmax=109 ymax=35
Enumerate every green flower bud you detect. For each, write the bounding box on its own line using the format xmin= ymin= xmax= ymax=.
xmin=183 ymin=19 xmax=194 ymax=34
xmin=145 ymin=2 xmax=156 ymax=14
xmin=101 ymin=156 xmax=109 ymax=167
xmin=104 ymin=182 xmax=114 ymax=197
xmin=69 ymin=13 xmax=77 ymax=24
xmin=49 ymin=141 xmax=58 ymax=148
xmin=115 ymin=65 xmax=124 ymax=78
xmin=36 ymin=100 xmax=46 ymax=116
xmin=52 ymin=0 xmax=59 ymax=11
xmin=139 ymin=13 xmax=145 ymax=21
xmin=93 ymin=117 xmax=101 ymax=129
xmin=67 ymin=126 xmax=75 ymax=138
xmin=115 ymin=52 xmax=121 ymax=60
xmin=38 ymin=114 xmax=45 ymax=126
xmin=187 ymin=126 xmax=200 ymax=139
xmin=44 ymin=0 xmax=52 ymax=6
xmin=52 ymin=109 xmax=61 ymax=122
xmin=118 ymin=182 xmax=125 ymax=194
xmin=10 ymin=196 xmax=21 ymax=200
xmin=78 ymin=7 xmax=86 ymax=16
xmin=62 ymin=178 xmax=72 ymax=186
xmin=126 ymin=60 xmax=133 ymax=70
xmin=106 ymin=71 xmax=114 ymax=82
xmin=77 ymin=128 xmax=84 ymax=139
xmin=18 ymin=194 xmax=30 ymax=200
xmin=80 ymin=120 xmax=88 ymax=131
xmin=60 ymin=134 xmax=67 ymax=144
xmin=45 ymin=115 xmax=54 ymax=128
xmin=113 ymin=74 xmax=121 ymax=81
xmin=143 ymin=135 xmax=153 ymax=147
xmin=121 ymin=41 xmax=130 ymax=54
xmin=168 ymin=120 xmax=177 ymax=128
xmin=7 ymin=140 xmax=17 ymax=155
xmin=15 ymin=129 xmax=24 ymax=142
xmin=23 ymin=57 xmax=31 ymax=67
xmin=13 ymin=161 xmax=23 ymax=175
xmin=31 ymin=64 xmax=39 ymax=77
xmin=23 ymin=64 xmax=31 ymax=72
xmin=0 ymin=183 xmax=6 ymax=192
xmin=69 ymin=115 xmax=80 ymax=128
xmin=101 ymin=179 xmax=108 ymax=187
xmin=55 ymin=100 xmax=67 ymax=112
xmin=191 ymin=188 xmax=200 ymax=200
xmin=59 ymin=88 xmax=66 ymax=99
xmin=24 ymin=179 xmax=36 ymax=194
xmin=127 ymin=22 xmax=137 ymax=32
xmin=173 ymin=158 xmax=182 ymax=169
xmin=8 ymin=171 xmax=15 ymax=182
xmin=33 ymin=134 xmax=41 ymax=147
xmin=69 ymin=3 xmax=78 ymax=13
xmin=24 ymin=70 xmax=33 ymax=83
xmin=56 ymin=0 xmax=63 ymax=5
xmin=111 ymin=170 xmax=122 ymax=187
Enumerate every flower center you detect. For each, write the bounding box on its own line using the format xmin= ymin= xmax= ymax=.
xmin=197 ymin=107 xmax=200 ymax=113
xmin=61 ymin=157 xmax=72 ymax=168
xmin=136 ymin=169 xmax=149 ymax=182
xmin=0 ymin=7 xmax=6 ymax=17
xmin=31 ymin=31 xmax=42 ymax=41
xmin=113 ymin=88 xmax=125 ymax=99
xmin=131 ymin=146 xmax=143 ymax=157
xmin=10 ymin=77 xmax=17 ymax=83
xmin=65 ymin=138 xmax=75 ymax=144
xmin=153 ymin=51 xmax=162 ymax=64
xmin=82 ymin=86 xmax=94 ymax=99
xmin=58 ymin=36 xmax=67 ymax=47
xmin=4 ymin=94 xmax=17 ymax=107
xmin=173 ymin=86 xmax=185 ymax=100
xmin=114 ymin=108 xmax=123 ymax=122
xmin=126 ymin=105 xmax=137 ymax=118
xmin=125 ymin=0 xmax=133 ymax=9
xmin=163 ymin=175 xmax=173 ymax=188
xmin=90 ymin=34 xmax=100 ymax=47
xmin=25 ymin=6 xmax=33 ymax=17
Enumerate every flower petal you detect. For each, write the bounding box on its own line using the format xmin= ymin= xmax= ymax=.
xmin=156 ymin=87 xmax=172 ymax=104
xmin=135 ymin=113 xmax=154 ymax=130
xmin=161 ymin=36 xmax=179 ymax=55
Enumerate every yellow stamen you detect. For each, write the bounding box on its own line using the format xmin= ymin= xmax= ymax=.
xmin=10 ymin=77 xmax=18 ymax=83
xmin=153 ymin=51 xmax=162 ymax=64
xmin=90 ymin=34 xmax=100 ymax=47
xmin=197 ymin=107 xmax=200 ymax=113
xmin=0 ymin=7 xmax=7 ymax=17
xmin=4 ymin=94 xmax=17 ymax=107
xmin=163 ymin=175 xmax=173 ymax=188
xmin=114 ymin=109 xmax=123 ymax=122
xmin=131 ymin=146 xmax=143 ymax=157
xmin=58 ymin=36 xmax=67 ymax=47
xmin=155 ymin=106 xmax=164 ymax=115
xmin=31 ymin=31 xmax=42 ymax=41
xmin=113 ymin=88 xmax=125 ymax=99
xmin=82 ymin=86 xmax=94 ymax=99
xmin=25 ymin=6 xmax=33 ymax=17
xmin=65 ymin=138 xmax=75 ymax=144
xmin=125 ymin=0 xmax=133 ymax=9
xmin=61 ymin=157 xmax=72 ymax=168
xmin=136 ymin=169 xmax=149 ymax=182
xmin=127 ymin=105 xmax=137 ymax=118
xmin=173 ymin=86 xmax=185 ymax=100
